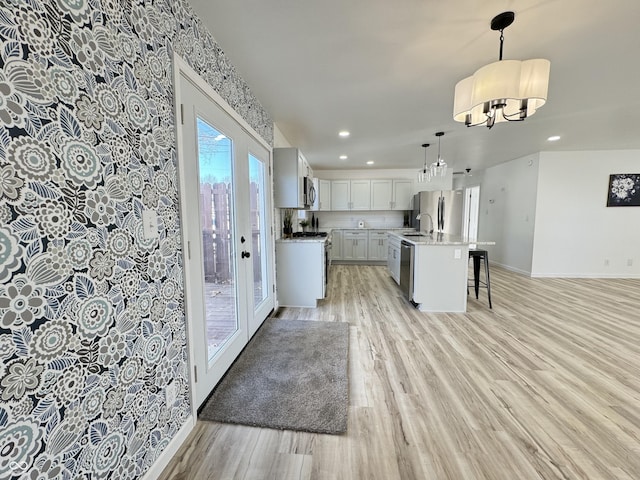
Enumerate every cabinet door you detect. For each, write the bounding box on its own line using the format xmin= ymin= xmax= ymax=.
xmin=331 ymin=230 xmax=343 ymax=260
xmin=343 ymin=231 xmax=367 ymax=259
xmin=342 ymin=238 xmax=354 ymax=260
xmin=392 ymin=179 xmax=413 ymax=210
xmin=352 ymin=237 xmax=368 ymax=260
xmin=331 ymin=180 xmax=350 ymax=211
xmin=368 ymin=237 xmax=382 ymax=260
xmin=350 ymin=180 xmax=371 ymax=210
xmin=391 ymin=246 xmax=400 ymax=283
xmin=377 ymin=237 xmax=388 ymax=260
xmin=371 ymin=180 xmax=393 ymax=210
xmin=318 ymin=179 xmax=331 ymax=211
xmin=368 ymin=232 xmax=388 ymax=260
xmin=273 ymin=147 xmax=303 ymax=208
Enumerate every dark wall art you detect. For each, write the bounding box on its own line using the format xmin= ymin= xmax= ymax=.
xmin=0 ymin=0 xmax=272 ymax=479
xmin=607 ymin=174 xmax=640 ymax=207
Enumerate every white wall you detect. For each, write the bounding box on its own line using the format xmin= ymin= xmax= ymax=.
xmin=532 ymin=150 xmax=640 ymax=277
xmin=273 ymin=124 xmax=293 ymax=148
xmin=478 ymin=153 xmax=540 ymax=275
xmin=272 ymin=124 xmax=293 ymax=239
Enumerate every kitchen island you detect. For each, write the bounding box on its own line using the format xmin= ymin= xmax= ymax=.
xmin=387 ymin=231 xmax=493 ymax=313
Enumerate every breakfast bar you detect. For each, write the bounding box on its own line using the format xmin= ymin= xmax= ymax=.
xmin=388 ymin=231 xmax=494 ymax=313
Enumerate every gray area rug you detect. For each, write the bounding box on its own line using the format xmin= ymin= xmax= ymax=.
xmin=199 ymin=318 xmax=349 ymax=434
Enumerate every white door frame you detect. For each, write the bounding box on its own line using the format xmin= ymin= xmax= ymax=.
xmin=172 ymin=54 xmax=275 ymax=420
xmin=463 ymin=185 xmax=481 ymax=241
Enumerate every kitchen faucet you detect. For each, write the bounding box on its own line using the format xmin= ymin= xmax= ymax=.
xmin=415 ymin=213 xmax=434 ymax=234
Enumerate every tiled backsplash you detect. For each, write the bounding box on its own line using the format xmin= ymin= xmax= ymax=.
xmin=301 ymin=211 xmax=408 ymax=229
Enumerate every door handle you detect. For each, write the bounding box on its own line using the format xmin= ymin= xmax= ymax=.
xmin=241 ymin=251 xmax=251 ymax=258
xmin=240 ymin=236 xmax=246 ymax=243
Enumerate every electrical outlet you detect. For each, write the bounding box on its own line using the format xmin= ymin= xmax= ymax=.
xmin=142 ymin=209 xmax=159 ymax=239
xmin=628 ymin=259 xmax=633 ymax=267
xmin=454 ymin=249 xmax=461 ymax=259
xmin=165 ymin=382 xmax=177 ymax=407
xmin=604 ymin=259 xmax=610 ymax=267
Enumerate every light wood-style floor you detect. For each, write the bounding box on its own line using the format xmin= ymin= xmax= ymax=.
xmin=160 ymin=265 xmax=640 ymax=480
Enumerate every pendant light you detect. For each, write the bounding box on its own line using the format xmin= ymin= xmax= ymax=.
xmin=417 ymin=143 xmax=431 ymax=183
xmin=430 ymin=131 xmax=447 ymax=178
xmin=453 ymin=11 xmax=550 ymax=128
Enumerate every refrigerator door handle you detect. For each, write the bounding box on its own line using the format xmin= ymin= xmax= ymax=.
xmin=440 ymin=197 xmax=445 ymax=231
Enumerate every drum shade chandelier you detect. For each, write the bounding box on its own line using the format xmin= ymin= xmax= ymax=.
xmin=453 ymin=11 xmax=550 ymax=129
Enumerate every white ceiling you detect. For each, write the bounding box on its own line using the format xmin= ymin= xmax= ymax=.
xmin=188 ymin=0 xmax=640 ymax=172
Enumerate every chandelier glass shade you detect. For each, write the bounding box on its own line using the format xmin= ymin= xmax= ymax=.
xmin=430 ymin=132 xmax=447 ymax=178
xmin=418 ymin=143 xmax=431 ymax=183
xmin=453 ymin=12 xmax=550 ymax=128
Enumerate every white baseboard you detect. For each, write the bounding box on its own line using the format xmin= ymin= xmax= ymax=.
xmin=531 ymin=272 xmax=640 ymax=279
xmin=487 ymin=262 xmax=640 ymax=279
xmin=142 ymin=415 xmax=195 ymax=480
xmin=492 ymin=261 xmax=531 ymax=277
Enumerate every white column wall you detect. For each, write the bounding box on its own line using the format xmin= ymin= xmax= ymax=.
xmin=478 ymin=153 xmax=540 ymax=275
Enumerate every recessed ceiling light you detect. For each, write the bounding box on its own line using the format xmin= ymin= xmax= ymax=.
xmin=339 ymin=155 xmax=348 ymax=160
xmin=366 ymin=161 xmax=374 ymax=165
xmin=338 ymin=131 xmax=350 ymax=138
xmin=547 ymin=135 xmax=561 ymax=142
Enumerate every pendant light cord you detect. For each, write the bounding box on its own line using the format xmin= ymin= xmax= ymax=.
xmin=499 ymin=29 xmax=504 ymax=61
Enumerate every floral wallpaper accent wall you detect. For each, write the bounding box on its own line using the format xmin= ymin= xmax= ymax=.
xmin=0 ymin=0 xmax=272 ymax=478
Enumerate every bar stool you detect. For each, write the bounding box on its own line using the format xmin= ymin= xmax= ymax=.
xmin=468 ymin=249 xmax=492 ymax=309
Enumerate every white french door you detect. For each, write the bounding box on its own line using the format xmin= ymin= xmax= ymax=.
xmin=176 ymin=63 xmax=274 ymax=408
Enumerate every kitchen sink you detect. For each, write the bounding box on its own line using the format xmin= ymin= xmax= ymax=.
xmin=403 ymin=233 xmax=431 ymax=237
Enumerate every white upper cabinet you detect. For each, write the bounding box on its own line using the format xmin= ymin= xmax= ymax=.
xmin=325 ymin=178 xmax=412 ymax=211
xmin=312 ymin=179 xmax=331 ymax=211
xmin=370 ymin=180 xmax=393 ymax=210
xmin=273 ymin=147 xmax=305 ymax=208
xmin=331 ymin=180 xmax=371 ymax=210
xmin=391 ymin=179 xmax=413 ymax=210
xmin=350 ymin=180 xmax=371 ymax=210
xmin=369 ymin=179 xmax=413 ymax=210
xmin=330 ymin=180 xmax=350 ymax=211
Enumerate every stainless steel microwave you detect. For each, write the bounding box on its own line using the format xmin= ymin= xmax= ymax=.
xmin=303 ymin=176 xmax=316 ymax=208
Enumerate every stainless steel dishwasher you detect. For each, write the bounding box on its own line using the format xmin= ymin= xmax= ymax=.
xmin=399 ymin=240 xmax=414 ymax=302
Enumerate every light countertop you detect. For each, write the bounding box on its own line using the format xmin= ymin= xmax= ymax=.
xmin=276 ymin=237 xmax=329 ymax=244
xmin=388 ymin=231 xmax=496 ymax=247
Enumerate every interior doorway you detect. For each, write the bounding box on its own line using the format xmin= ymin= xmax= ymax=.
xmin=463 ymin=185 xmax=480 ymax=241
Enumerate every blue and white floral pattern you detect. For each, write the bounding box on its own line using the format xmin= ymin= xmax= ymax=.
xmin=0 ymin=0 xmax=272 ymax=478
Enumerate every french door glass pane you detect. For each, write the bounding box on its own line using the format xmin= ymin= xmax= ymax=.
xmin=249 ymin=153 xmax=268 ymax=309
xmin=197 ymin=117 xmax=238 ymax=361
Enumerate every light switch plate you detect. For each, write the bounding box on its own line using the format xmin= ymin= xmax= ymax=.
xmin=142 ymin=209 xmax=159 ymax=239
xmin=454 ymin=248 xmax=461 ymax=259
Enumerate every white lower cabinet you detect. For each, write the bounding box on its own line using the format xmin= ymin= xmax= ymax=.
xmin=343 ymin=230 xmax=368 ymax=260
xmin=330 ymin=230 xmax=343 ymax=260
xmin=367 ymin=230 xmax=388 ymax=261
xmin=387 ymin=234 xmax=401 ymax=284
xmin=332 ymin=229 xmax=390 ymax=263
xmin=276 ymin=241 xmax=325 ymax=308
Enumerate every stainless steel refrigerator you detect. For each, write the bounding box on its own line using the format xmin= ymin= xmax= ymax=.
xmin=411 ymin=190 xmax=465 ymax=235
